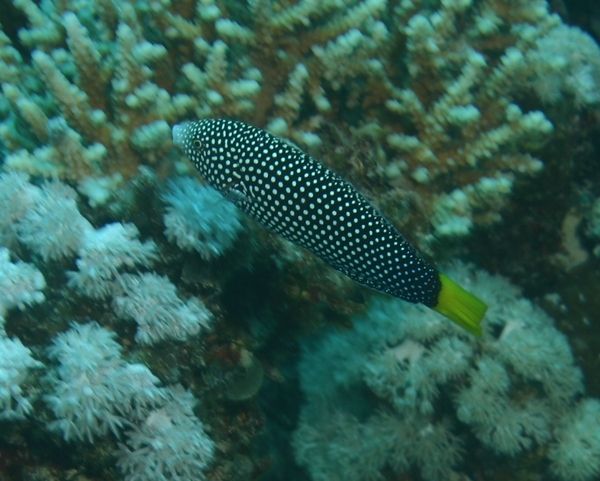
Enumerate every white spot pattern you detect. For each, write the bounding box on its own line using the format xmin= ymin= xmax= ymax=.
xmin=175 ymin=119 xmax=439 ymax=305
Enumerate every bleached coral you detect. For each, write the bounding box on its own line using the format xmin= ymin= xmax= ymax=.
xmin=0 ymin=335 xmax=43 ymax=419
xmin=163 ymin=177 xmax=243 ymax=259
xmin=0 ymin=172 xmax=39 ymax=248
xmin=116 ymin=386 xmax=215 ymax=481
xmin=293 ymin=411 xmax=393 ymax=481
xmin=0 ymin=247 xmax=45 ymax=330
xmin=45 ymin=322 xmax=167 ymax=442
xmin=294 ymin=409 xmax=463 ymax=481
xmin=293 ymin=263 xmax=586 ymax=480
xmin=1 ymin=2 xmax=191 ymax=178
xmin=455 ymin=356 xmax=553 ymax=455
xmin=16 ymin=181 xmax=94 ymax=261
xmin=549 ymin=398 xmax=600 ymax=481
xmin=527 ymin=24 xmax=600 ymax=106
xmin=430 ymin=174 xmax=518 ymax=237
xmin=384 ymin=25 xmax=556 ymax=237
xmin=294 ymin=296 xmax=467 ymax=479
xmin=67 ymin=222 xmax=157 ymax=299
xmin=1 ymin=0 xmax=598 ymax=248
xmin=0 ymin=172 xmax=157 ymax=302
xmin=76 ymin=173 xmax=124 ymax=208
xmin=113 ymin=273 xmax=213 ymax=345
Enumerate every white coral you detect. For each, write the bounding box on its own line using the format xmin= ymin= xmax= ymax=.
xmin=293 ymin=263 xmax=588 ymax=479
xmin=162 ymin=177 xmax=243 ymax=259
xmin=549 ymin=398 xmax=600 ymax=481
xmin=16 ymin=181 xmax=94 ymax=260
xmin=0 ymin=336 xmax=43 ymax=419
xmin=116 ymin=385 xmax=215 ymax=481
xmin=45 ymin=322 xmax=167 ymax=442
xmin=527 ymin=24 xmax=600 ymax=107
xmin=0 ymin=172 xmax=38 ymax=248
xmin=67 ymin=222 xmax=157 ymax=299
xmin=0 ymin=247 xmax=46 ymax=330
xmin=113 ymin=273 xmax=212 ymax=345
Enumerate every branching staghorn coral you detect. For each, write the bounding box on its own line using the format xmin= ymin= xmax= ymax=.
xmin=1 ymin=5 xmax=191 ymax=180
xmin=2 ymin=0 xmax=377 ymax=179
xmin=1 ymin=0 xmax=600 ymax=240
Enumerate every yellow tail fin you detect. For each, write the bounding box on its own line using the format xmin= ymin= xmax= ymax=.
xmin=431 ymin=273 xmax=487 ymax=336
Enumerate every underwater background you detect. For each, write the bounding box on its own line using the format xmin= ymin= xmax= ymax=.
xmin=1 ymin=0 xmax=600 ymax=480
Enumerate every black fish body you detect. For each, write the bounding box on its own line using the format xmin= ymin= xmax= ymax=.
xmin=173 ymin=119 xmax=487 ymax=335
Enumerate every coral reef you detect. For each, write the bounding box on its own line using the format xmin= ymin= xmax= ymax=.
xmin=163 ymin=177 xmax=244 ymax=259
xmin=0 ymin=246 xmax=45 ymax=329
xmin=67 ymin=222 xmax=158 ymax=299
xmin=549 ymin=398 xmax=600 ymax=481
xmin=113 ymin=272 xmax=213 ymax=345
xmin=0 ymin=335 xmax=43 ymax=419
xmin=293 ymin=263 xmax=595 ymax=480
xmin=16 ymin=181 xmax=94 ymax=261
xmin=1 ymin=0 xmax=599 ymax=244
xmin=45 ymin=322 xmax=167 ymax=442
xmin=0 ymin=0 xmax=600 ymax=480
xmin=116 ymin=385 xmax=215 ymax=481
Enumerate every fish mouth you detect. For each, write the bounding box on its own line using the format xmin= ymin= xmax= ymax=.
xmin=172 ymin=123 xmax=185 ymax=148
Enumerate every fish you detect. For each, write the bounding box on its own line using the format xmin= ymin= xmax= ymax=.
xmin=172 ymin=119 xmax=487 ymax=336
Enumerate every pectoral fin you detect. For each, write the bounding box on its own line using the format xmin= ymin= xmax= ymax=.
xmin=224 ymin=174 xmax=252 ymax=205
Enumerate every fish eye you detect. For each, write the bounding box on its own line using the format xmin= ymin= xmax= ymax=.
xmin=193 ymin=139 xmax=202 ymax=148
